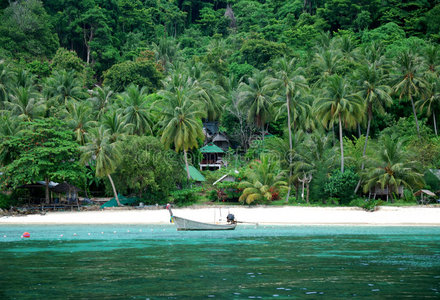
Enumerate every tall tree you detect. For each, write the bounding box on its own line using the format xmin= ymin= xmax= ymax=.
xmin=363 ymin=135 xmax=424 ymax=202
xmin=0 ymin=118 xmax=85 ymax=203
xmin=157 ymin=86 xmax=206 ymax=180
xmin=315 ymin=75 xmax=364 ymax=173
xmin=81 ymin=126 xmax=122 ymax=206
xmin=393 ymin=50 xmax=427 ymax=138
xmin=5 ymin=86 xmax=46 ymax=121
xmin=238 ymin=70 xmax=275 ymax=141
xmin=353 ymin=60 xmax=393 ymax=192
xmin=116 ymin=84 xmax=153 ymax=136
xmin=417 ymin=74 xmax=440 ymax=136
xmin=273 ymin=57 xmax=308 ymax=202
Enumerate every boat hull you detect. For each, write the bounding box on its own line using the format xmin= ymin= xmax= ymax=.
xmin=173 ymin=216 xmax=236 ymax=231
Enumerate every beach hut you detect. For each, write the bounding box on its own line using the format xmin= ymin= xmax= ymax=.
xmin=187 ymin=165 xmax=206 ymax=182
xmin=200 ymin=143 xmax=226 ymax=170
xmin=413 ymin=189 xmax=437 ymax=205
xmin=212 ymin=133 xmax=230 ymax=152
xmin=213 ymin=174 xmax=236 ymax=185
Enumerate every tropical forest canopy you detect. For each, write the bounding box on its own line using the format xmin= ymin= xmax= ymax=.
xmin=1 ymin=0 xmax=440 ymax=207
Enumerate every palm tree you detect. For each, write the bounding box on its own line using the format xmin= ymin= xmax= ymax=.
xmin=157 ymin=87 xmax=206 ymax=180
xmin=151 ymin=37 xmax=181 ymax=71
xmin=5 ymin=86 xmax=46 ymax=121
xmin=81 ymin=126 xmax=122 ymax=206
xmin=116 ymin=84 xmax=153 ymax=136
xmin=417 ymin=73 xmax=440 ymax=135
xmin=0 ymin=60 xmax=14 ymax=107
xmin=89 ymin=85 xmax=114 ymax=120
xmin=64 ymin=100 xmax=95 ymax=145
xmin=238 ymin=155 xmax=287 ymax=204
xmin=393 ymin=50 xmax=427 ymax=138
xmin=101 ymin=110 xmax=132 ymax=143
xmin=272 ymin=57 xmax=309 ymax=202
xmin=423 ymin=44 xmax=439 ymax=73
xmin=238 ymin=70 xmax=275 ymax=141
xmin=312 ymin=49 xmax=342 ymax=87
xmin=44 ymin=70 xmax=85 ymax=111
xmin=353 ymin=61 xmax=393 ymax=192
xmin=293 ymin=131 xmax=337 ymax=202
xmin=314 ymin=75 xmax=364 ymax=173
xmin=362 ymin=135 xmax=424 ymax=202
xmin=187 ymin=62 xmax=226 ymax=121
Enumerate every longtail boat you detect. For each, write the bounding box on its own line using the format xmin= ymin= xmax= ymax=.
xmin=166 ymin=204 xmax=237 ymax=231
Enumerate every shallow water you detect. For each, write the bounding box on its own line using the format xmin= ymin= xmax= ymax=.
xmin=1 ymin=225 xmax=440 ymax=299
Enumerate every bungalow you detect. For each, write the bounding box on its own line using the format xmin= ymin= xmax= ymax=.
xmin=199 ymin=143 xmax=226 ymax=170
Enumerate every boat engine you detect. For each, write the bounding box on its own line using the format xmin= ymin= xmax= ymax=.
xmin=227 ymin=213 xmax=236 ymax=224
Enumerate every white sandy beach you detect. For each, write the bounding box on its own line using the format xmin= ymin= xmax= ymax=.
xmin=1 ymin=206 xmax=440 ymax=226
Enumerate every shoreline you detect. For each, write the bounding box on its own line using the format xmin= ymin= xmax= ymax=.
xmin=1 ymin=206 xmax=440 ymax=226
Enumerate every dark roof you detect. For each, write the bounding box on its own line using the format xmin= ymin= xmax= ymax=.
xmin=200 ymin=143 xmax=224 ymax=153
xmin=212 ymin=133 xmax=229 ymax=143
xmin=51 ymin=182 xmax=81 ymax=193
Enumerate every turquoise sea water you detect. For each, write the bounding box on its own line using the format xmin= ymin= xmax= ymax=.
xmin=1 ymin=225 xmax=440 ymax=299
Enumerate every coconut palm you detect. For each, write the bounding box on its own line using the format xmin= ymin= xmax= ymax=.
xmin=314 ymin=75 xmax=364 ymax=173
xmin=187 ymin=62 xmax=226 ymax=121
xmin=81 ymin=126 xmax=122 ymax=206
xmin=13 ymin=68 xmax=36 ymax=90
xmin=393 ymin=50 xmax=427 ymax=138
xmin=312 ymin=49 xmax=342 ymax=86
xmin=238 ymin=70 xmax=275 ymax=141
xmin=353 ymin=61 xmax=393 ymax=192
xmin=362 ymin=135 xmax=424 ymax=202
xmin=64 ymin=100 xmax=95 ymax=145
xmin=238 ymin=155 xmax=287 ymax=205
xmin=272 ymin=56 xmax=309 ymax=201
xmin=5 ymin=86 xmax=46 ymax=121
xmin=44 ymin=70 xmax=85 ymax=110
xmin=293 ymin=131 xmax=337 ymax=203
xmin=89 ymin=85 xmax=114 ymax=120
xmin=116 ymin=84 xmax=153 ymax=136
xmin=151 ymin=37 xmax=181 ymax=71
xmin=101 ymin=110 xmax=132 ymax=143
xmin=417 ymin=74 xmax=440 ymax=135
xmin=157 ymin=86 xmax=206 ymax=179
xmin=423 ymin=44 xmax=439 ymax=73
xmin=0 ymin=60 xmax=14 ymax=107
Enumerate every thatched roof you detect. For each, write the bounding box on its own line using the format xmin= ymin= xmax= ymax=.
xmin=414 ymin=189 xmax=436 ymax=197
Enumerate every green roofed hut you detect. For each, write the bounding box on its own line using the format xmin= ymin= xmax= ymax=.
xmin=187 ymin=165 xmax=206 ymax=182
xmin=200 ymin=143 xmax=226 ymax=171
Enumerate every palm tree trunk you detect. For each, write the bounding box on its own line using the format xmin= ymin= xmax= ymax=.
xmin=433 ymin=111 xmax=438 ymax=136
xmin=338 ymin=113 xmax=344 ymax=173
xmin=306 ymin=180 xmax=310 ymax=204
xmin=107 ymin=174 xmax=121 ymax=206
xmin=184 ymin=149 xmax=191 ymax=180
xmin=409 ymin=94 xmax=421 ymax=138
xmin=355 ymin=109 xmax=372 ymax=194
xmin=285 ymin=92 xmax=293 ymax=203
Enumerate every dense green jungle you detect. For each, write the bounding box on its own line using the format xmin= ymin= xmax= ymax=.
xmin=1 ymin=0 xmax=440 ymax=210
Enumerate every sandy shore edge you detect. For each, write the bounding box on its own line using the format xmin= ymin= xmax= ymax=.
xmin=1 ymin=206 xmax=440 ymax=226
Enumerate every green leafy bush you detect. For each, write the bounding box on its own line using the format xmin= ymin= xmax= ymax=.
xmin=324 ymin=169 xmax=359 ymax=205
xmin=0 ymin=193 xmax=11 ymax=210
xmin=170 ymin=187 xmax=202 ymax=207
xmin=214 ymin=182 xmax=241 ymax=202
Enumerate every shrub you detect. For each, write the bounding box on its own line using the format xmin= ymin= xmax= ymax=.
xmin=324 ymin=169 xmax=359 ymax=205
xmin=211 ymin=182 xmax=241 ymax=202
xmin=170 ymin=187 xmax=202 ymax=207
xmin=0 ymin=193 xmax=12 ymax=210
